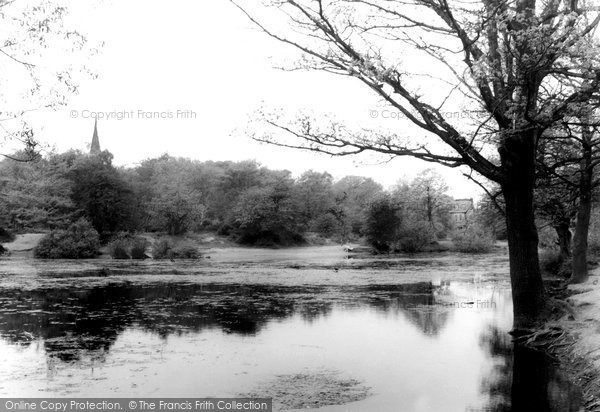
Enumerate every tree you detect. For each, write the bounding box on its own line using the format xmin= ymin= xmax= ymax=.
xmin=232 ymin=173 xmax=304 ymax=245
xmin=475 ymin=195 xmax=507 ymax=240
xmin=0 ymin=154 xmax=75 ymax=230
xmin=534 ymin=169 xmax=577 ymax=263
xmin=332 ymin=176 xmax=383 ymax=237
xmin=150 ymin=187 xmax=205 ymax=235
xmin=0 ymin=1 xmax=95 ymax=156
xmin=364 ymin=194 xmax=401 ymax=252
xmin=539 ymin=111 xmax=600 ymax=283
xmin=295 ymin=170 xmax=335 ymax=229
xmin=129 ymin=155 xmax=207 ymax=234
xmin=232 ymin=0 xmax=600 ymax=327
xmin=0 ymin=2 xmax=95 ymax=237
xmin=216 ymin=160 xmax=265 ymax=220
xmin=571 ymin=119 xmax=597 ymax=283
xmin=68 ymin=152 xmax=135 ymax=236
xmin=394 ymin=169 xmax=453 ymax=237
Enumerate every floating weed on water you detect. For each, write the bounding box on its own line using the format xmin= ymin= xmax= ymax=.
xmin=240 ymin=369 xmax=372 ymax=411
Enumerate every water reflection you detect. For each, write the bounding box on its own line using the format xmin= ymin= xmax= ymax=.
xmin=0 ymin=282 xmax=443 ymax=361
xmin=0 ymin=280 xmax=582 ymax=411
xmin=479 ymin=326 xmax=583 ymax=411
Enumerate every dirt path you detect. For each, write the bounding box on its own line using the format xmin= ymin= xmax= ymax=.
xmin=3 ymin=234 xmax=45 ymax=252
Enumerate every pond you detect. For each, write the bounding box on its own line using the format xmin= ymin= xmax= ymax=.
xmin=0 ymin=246 xmax=583 ymax=411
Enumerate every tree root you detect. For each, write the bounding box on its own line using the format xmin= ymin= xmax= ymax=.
xmin=512 ymin=299 xmax=600 ymax=411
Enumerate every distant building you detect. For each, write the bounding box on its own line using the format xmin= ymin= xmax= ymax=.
xmin=450 ymin=198 xmax=474 ymax=228
xmin=90 ymin=119 xmax=101 ymax=155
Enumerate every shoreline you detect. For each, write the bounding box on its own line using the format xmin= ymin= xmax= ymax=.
xmin=560 ymin=274 xmax=600 ymax=411
xmin=526 ymin=270 xmax=600 ymax=411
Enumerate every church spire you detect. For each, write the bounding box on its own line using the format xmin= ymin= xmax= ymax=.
xmin=90 ymin=119 xmax=101 ymax=155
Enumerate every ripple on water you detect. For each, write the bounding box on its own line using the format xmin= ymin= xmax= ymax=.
xmin=0 ymin=248 xmax=584 ymax=411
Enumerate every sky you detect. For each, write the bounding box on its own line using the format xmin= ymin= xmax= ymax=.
xmin=23 ymin=0 xmax=482 ymax=198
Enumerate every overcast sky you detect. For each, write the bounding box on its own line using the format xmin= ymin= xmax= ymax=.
xmin=28 ymin=0 xmax=482 ymax=198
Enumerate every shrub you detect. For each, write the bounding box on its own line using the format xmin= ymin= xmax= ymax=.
xmin=0 ymin=228 xmax=15 ymax=243
xmin=588 ymin=209 xmax=600 ymax=255
xmin=311 ymin=213 xmax=339 ymax=238
xmin=130 ymin=238 xmax=149 ymax=259
xmin=171 ymin=241 xmax=199 ymax=259
xmin=364 ymin=195 xmax=401 ymax=251
xmin=590 ymin=234 xmax=600 ymax=256
xmin=540 ymin=248 xmax=561 ymax=273
xmin=152 ymin=238 xmax=173 ymax=259
xmin=539 ymin=248 xmax=571 ymax=277
xmin=432 ymin=221 xmax=450 ymax=240
xmin=396 ymin=221 xmax=436 ymax=253
xmin=34 ymin=219 xmax=100 ymax=259
xmin=151 ymin=238 xmax=200 ymax=259
xmin=108 ymin=238 xmax=130 ymax=259
xmin=538 ymin=225 xmax=558 ymax=250
xmin=216 ymin=224 xmax=232 ymax=236
xmin=108 ymin=235 xmax=148 ymax=260
xmin=452 ymin=224 xmax=495 ymax=253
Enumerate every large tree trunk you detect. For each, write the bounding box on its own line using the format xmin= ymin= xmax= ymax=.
xmin=500 ymin=132 xmax=547 ymax=329
xmin=572 ymin=197 xmax=591 ymax=283
xmin=571 ymin=133 xmax=593 ymax=284
xmin=554 ymin=220 xmax=571 ymax=262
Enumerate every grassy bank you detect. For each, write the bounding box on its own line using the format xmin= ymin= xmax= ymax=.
xmin=518 ymin=271 xmax=600 ymax=411
xmin=558 ymin=276 xmax=600 ymax=410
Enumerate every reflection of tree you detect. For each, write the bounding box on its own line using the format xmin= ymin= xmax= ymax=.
xmin=478 ymin=326 xmax=582 ymax=411
xmin=0 ymin=281 xmax=446 ymax=363
xmin=402 ymin=308 xmax=450 ymax=336
xmin=357 ymin=283 xmax=450 ymax=336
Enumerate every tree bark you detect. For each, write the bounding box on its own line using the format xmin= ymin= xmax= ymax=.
xmin=500 ymin=132 xmax=547 ymax=328
xmin=571 ymin=133 xmax=593 ymax=284
xmin=572 ymin=197 xmax=591 ymax=283
xmin=554 ymin=221 xmax=572 ymax=262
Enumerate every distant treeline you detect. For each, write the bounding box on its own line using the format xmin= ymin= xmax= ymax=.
xmin=0 ymin=150 xmax=501 ymax=247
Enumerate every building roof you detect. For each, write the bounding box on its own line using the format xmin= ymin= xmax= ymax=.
xmin=450 ymin=198 xmax=474 ymax=214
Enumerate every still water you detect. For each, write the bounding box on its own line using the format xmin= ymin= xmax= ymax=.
xmin=0 ymin=247 xmax=583 ymax=411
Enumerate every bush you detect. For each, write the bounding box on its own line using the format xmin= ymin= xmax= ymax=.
xmin=539 ymin=248 xmax=571 ymax=277
xmin=236 ymin=229 xmax=304 ymax=247
xmin=151 ymin=238 xmax=199 ymax=259
xmin=34 ymin=219 xmax=100 ymax=259
xmin=216 ymin=224 xmax=232 ymax=236
xmin=538 ymin=225 xmax=558 ymax=250
xmin=311 ymin=213 xmax=339 ymax=238
xmin=432 ymin=221 xmax=450 ymax=240
xmin=171 ymin=241 xmax=199 ymax=259
xmin=108 ymin=235 xmax=149 ymax=260
xmin=0 ymin=228 xmax=15 ymax=243
xmin=452 ymin=224 xmax=495 ymax=253
xmin=364 ymin=195 xmax=401 ymax=251
xmin=588 ymin=209 xmax=600 ymax=255
xmin=396 ymin=221 xmax=436 ymax=253
xmin=130 ymin=238 xmax=149 ymax=259
xmin=540 ymin=248 xmax=561 ymax=273
xmin=152 ymin=238 xmax=173 ymax=259
xmin=108 ymin=238 xmax=130 ymax=259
